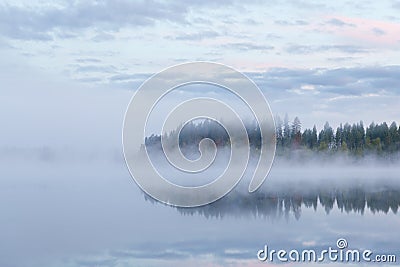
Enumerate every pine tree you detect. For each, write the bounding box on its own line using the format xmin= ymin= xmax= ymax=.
xmin=311 ymin=125 xmax=318 ymax=149
xmin=283 ymin=113 xmax=291 ymax=148
xmin=292 ymin=117 xmax=302 ymax=148
xmin=275 ymin=115 xmax=283 ymax=148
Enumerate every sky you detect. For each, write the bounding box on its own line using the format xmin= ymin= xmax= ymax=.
xmin=1 ymin=1 xmax=400 ymax=267
xmin=1 ymin=0 xmax=400 ymax=132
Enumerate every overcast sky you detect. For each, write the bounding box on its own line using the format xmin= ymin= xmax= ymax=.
xmin=1 ymin=0 xmax=400 ymax=133
xmin=1 ymin=1 xmax=400 ymax=267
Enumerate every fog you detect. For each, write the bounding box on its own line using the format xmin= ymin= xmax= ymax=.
xmin=1 ymin=70 xmax=399 ymax=267
xmin=143 ymin=145 xmax=400 ymax=190
xmin=2 ymin=147 xmax=399 ymax=267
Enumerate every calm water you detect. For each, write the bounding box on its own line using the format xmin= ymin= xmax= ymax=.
xmin=1 ymin=157 xmax=399 ymax=267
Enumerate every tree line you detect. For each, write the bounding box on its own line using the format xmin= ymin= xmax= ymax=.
xmin=145 ymin=115 xmax=400 ymax=157
xmin=275 ymin=114 xmax=400 ymax=156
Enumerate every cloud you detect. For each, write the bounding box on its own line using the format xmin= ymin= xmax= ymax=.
xmin=242 ymin=18 xmax=260 ymax=25
xmin=76 ymin=58 xmax=102 ymax=63
xmin=68 ymin=63 xmax=400 ymax=101
xmin=91 ymin=32 xmax=115 ymax=42
xmin=75 ymin=65 xmax=117 ymax=73
xmin=274 ymin=20 xmax=309 ymax=26
xmin=245 ymin=65 xmax=400 ymax=129
xmin=168 ymin=30 xmax=220 ymax=41
xmin=327 ymin=93 xmax=380 ymax=102
xmin=265 ymin=33 xmax=282 ymax=40
xmin=286 ymin=44 xmax=369 ymax=54
xmin=249 ymin=65 xmax=400 ymax=99
xmin=392 ymin=1 xmax=400 ymax=9
xmin=372 ymin=27 xmax=386 ymax=36
xmin=110 ymin=248 xmax=191 ymax=260
xmin=0 ymin=38 xmax=13 ymax=49
xmin=286 ymin=0 xmax=327 ymax=10
xmin=325 ymin=18 xmax=356 ymax=27
xmin=326 ymin=56 xmax=359 ymax=62
xmin=109 ymin=73 xmax=151 ymax=82
xmin=0 ymin=1 xmax=189 ymax=41
xmin=324 ymin=15 xmax=400 ymax=46
xmin=0 ymin=0 xmax=256 ymax=41
xmin=222 ymin=42 xmax=274 ymax=51
xmin=105 ymin=239 xmax=258 ymax=262
xmin=75 ymin=258 xmax=117 ymax=267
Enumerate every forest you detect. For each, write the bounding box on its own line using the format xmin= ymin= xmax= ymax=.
xmin=274 ymin=115 xmax=400 ymax=156
xmin=144 ymin=115 xmax=400 ymax=157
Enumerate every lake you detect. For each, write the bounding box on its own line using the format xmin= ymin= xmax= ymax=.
xmin=0 ymin=156 xmax=399 ymax=267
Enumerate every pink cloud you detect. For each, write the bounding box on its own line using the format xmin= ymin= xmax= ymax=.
xmin=324 ymin=15 xmax=400 ymax=47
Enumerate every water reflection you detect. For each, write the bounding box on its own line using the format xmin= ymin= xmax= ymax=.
xmin=144 ymin=181 xmax=400 ymax=220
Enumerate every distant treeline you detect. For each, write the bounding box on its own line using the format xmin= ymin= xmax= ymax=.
xmin=145 ymin=115 xmax=400 ymax=157
xmin=275 ymin=114 xmax=400 ymax=156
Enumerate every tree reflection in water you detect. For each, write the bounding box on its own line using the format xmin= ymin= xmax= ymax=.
xmin=144 ymin=180 xmax=400 ymax=220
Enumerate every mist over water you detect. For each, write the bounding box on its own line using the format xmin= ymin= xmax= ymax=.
xmin=141 ymin=144 xmax=400 ymax=220
xmin=123 ymin=146 xmax=400 ymax=266
xmin=1 ymin=77 xmax=398 ymax=266
xmin=1 ymin=139 xmax=399 ymax=267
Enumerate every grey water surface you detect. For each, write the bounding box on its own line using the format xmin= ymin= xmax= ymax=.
xmin=1 ymin=152 xmax=399 ymax=267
